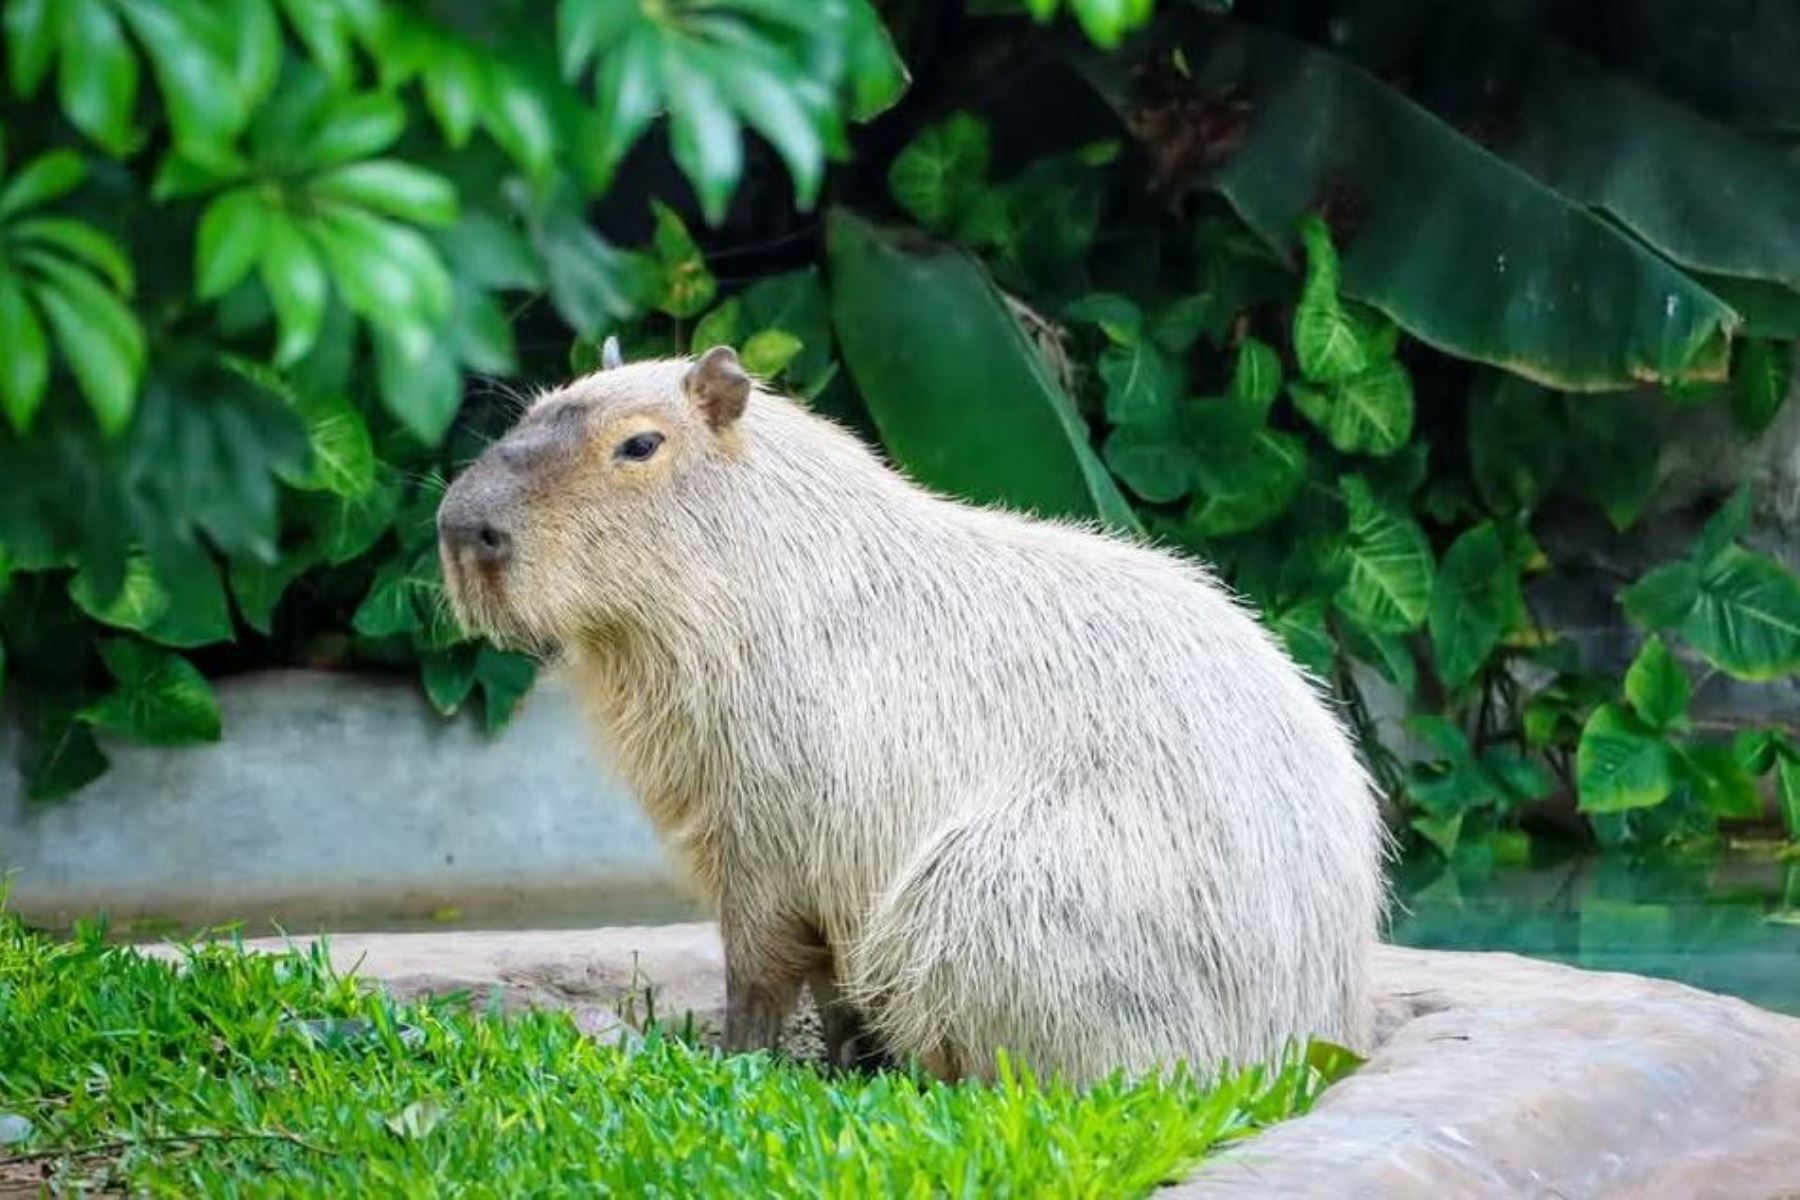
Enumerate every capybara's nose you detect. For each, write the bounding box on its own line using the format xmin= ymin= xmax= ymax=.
xmin=438 ymin=497 xmax=513 ymax=569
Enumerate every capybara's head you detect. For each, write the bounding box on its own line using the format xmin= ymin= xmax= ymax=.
xmin=438 ymin=342 xmax=752 ymax=647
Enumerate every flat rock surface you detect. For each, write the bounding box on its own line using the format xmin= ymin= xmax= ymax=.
xmin=150 ymin=928 xmax=1800 ymax=1198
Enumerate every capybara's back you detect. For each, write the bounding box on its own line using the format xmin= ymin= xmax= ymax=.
xmin=440 ymin=347 xmax=1385 ymax=1083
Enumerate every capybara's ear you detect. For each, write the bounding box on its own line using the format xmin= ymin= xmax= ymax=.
xmin=684 ymin=345 xmax=751 ymax=430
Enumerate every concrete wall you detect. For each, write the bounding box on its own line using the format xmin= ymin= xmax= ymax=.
xmin=0 ymin=670 xmax=699 ymax=932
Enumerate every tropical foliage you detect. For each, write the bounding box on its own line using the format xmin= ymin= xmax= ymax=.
xmin=2 ymin=0 xmax=1798 ymax=858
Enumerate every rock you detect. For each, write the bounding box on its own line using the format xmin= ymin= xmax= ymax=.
xmin=147 ymin=928 xmax=1800 ymax=1197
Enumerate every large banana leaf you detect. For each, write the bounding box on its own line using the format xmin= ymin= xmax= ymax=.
xmin=1510 ymin=52 xmax=1800 ymax=292
xmin=1139 ymin=26 xmax=1740 ymax=391
xmin=826 ymin=209 xmax=1138 ymax=530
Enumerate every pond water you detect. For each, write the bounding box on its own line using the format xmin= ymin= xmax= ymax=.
xmin=1389 ymin=845 xmax=1800 ymax=1015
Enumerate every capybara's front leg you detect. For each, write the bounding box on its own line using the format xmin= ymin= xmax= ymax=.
xmin=808 ymin=966 xmax=891 ymax=1073
xmin=720 ymin=902 xmax=810 ymax=1054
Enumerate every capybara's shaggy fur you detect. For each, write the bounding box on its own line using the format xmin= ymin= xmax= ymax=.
xmin=439 ymin=345 xmax=1386 ymax=1084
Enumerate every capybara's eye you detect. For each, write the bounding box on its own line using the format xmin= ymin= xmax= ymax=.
xmin=615 ymin=431 xmax=665 ymax=462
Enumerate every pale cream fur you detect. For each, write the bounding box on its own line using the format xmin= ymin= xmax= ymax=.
xmin=441 ymin=355 xmax=1386 ymax=1084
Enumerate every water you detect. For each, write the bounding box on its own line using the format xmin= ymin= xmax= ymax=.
xmin=1389 ymin=845 xmax=1800 ymax=1015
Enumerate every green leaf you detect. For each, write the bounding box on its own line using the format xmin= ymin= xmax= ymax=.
xmin=294 ymin=90 xmax=404 ymax=167
xmin=26 ymin=705 xmax=110 ymax=800
xmin=195 ymin=185 xmax=271 ymax=300
xmin=1676 ymin=546 xmax=1800 ymax=681
xmin=118 ymin=0 xmax=250 ymax=156
xmin=844 ymin=0 xmax=908 ymax=121
xmin=276 ymin=0 xmax=354 ymax=87
xmin=827 ymin=210 xmax=1137 ymax=530
xmin=740 ymin=328 xmax=802 ymax=378
xmin=1623 ymin=635 xmax=1689 ymax=730
xmin=299 ymin=478 xmax=400 ymax=564
xmin=311 ymin=160 xmax=459 ymax=227
xmin=1346 ymin=621 xmax=1418 ymax=698
xmin=1065 ymin=292 xmax=1143 ymax=346
xmin=1290 ymin=359 xmax=1414 ymax=457
xmin=1621 ymin=561 xmax=1701 ymax=630
xmin=0 ymin=148 xmax=85 ymax=217
xmin=12 ymin=216 xmax=133 ymax=293
xmin=480 ymin=62 xmax=557 ymax=179
xmin=1779 ymin=756 xmax=1800 ymax=842
xmin=1675 ymin=742 xmax=1763 ymax=820
xmin=228 ymin=550 xmax=314 ymax=636
xmin=1229 ymin=337 xmax=1282 ymax=405
xmin=1335 ymin=475 xmax=1433 ymax=633
xmin=441 ymin=210 xmax=542 ymax=292
xmin=1693 ymin=485 xmax=1752 ymax=569
xmin=1292 ymin=215 xmax=1368 ymax=383
xmin=4 ymin=0 xmax=56 ymax=98
xmin=69 ymin=553 xmax=169 ymax=633
xmin=27 ymin=253 xmax=144 ymax=435
xmin=1732 ymin=340 xmax=1791 ymax=439
xmin=584 ymin=24 xmax=660 ymax=191
xmin=1469 ymin=374 xmax=1565 ymax=514
xmin=888 ymin=112 xmax=990 ymax=233
xmin=135 ymin=536 xmax=234 ymax=648
xmin=450 ymin=286 xmax=516 ymax=376
xmin=281 ymin=391 xmax=375 ymax=497
xmin=691 ymin=299 xmax=742 ymax=354
xmin=539 ymin=212 xmax=652 ymax=337
xmin=260 ymin=215 xmax=329 ymax=365
xmin=663 ymin=45 xmax=742 ymax=226
xmin=704 ymin=44 xmax=828 ymax=210
xmin=1178 ymin=26 xmax=1738 ymax=389
xmin=352 ymin=558 xmax=424 ymax=638
xmin=1576 ymin=703 xmax=1675 ymax=814
xmin=1186 ymin=429 xmax=1305 ymax=537
xmin=311 ymin=205 xmax=451 ymax=330
xmin=80 ymin=639 xmax=221 ymax=745
xmin=1429 ymin=522 xmax=1514 ymax=689
xmin=373 ymin=324 xmax=461 ymax=446
xmin=1483 ymin=746 xmax=1553 ymax=804
xmin=0 ymin=270 xmax=48 ymax=432
xmin=421 ymin=644 xmax=479 ymax=716
xmin=1099 ymin=340 xmax=1182 ymax=426
xmin=421 ymin=43 xmax=483 ymax=148
xmin=475 ymin=645 xmax=536 ymax=733
xmin=57 ymin=0 xmax=138 ymax=155
xmin=557 ymin=0 xmax=638 ymax=80
xmin=650 ymin=200 xmax=715 ymax=319
xmin=1103 ymin=425 xmax=1194 ymax=504
xmin=1265 ymin=597 xmax=1334 ymax=681
xmin=1410 ymin=812 xmax=1464 ymax=858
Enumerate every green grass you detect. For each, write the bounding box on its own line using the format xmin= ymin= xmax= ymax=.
xmin=0 ymin=914 xmax=1353 ymax=1197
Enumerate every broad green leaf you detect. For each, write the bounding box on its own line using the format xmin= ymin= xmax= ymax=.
xmin=276 ymin=0 xmax=355 ymax=86
xmin=1186 ymin=429 xmax=1305 ymax=537
xmin=1677 ymin=546 xmax=1800 ymax=681
xmin=450 ymin=287 xmax=516 ymax=376
xmin=1623 ymin=635 xmax=1689 ymax=730
xmin=1675 ymin=742 xmax=1763 ymax=820
xmin=228 ymin=549 xmax=315 ymax=636
xmin=1620 ymin=560 xmax=1701 ymax=630
xmin=280 ymin=391 xmax=375 ymax=497
xmin=1429 ymin=522 xmax=1514 ymax=689
xmin=421 ymin=644 xmax=479 ymax=715
xmin=440 ymin=210 xmax=542 ymax=291
xmin=1779 ymin=756 xmax=1800 ymax=841
xmin=1732 ymin=339 xmax=1791 ymax=439
xmin=1566 ymin=393 xmax=1660 ymax=531
xmin=28 ymin=253 xmax=144 ymax=435
xmin=663 ymin=45 xmax=742 ymax=225
xmin=1265 ymin=597 xmax=1334 ymax=681
xmin=539 ymin=212 xmax=653 ymax=336
xmin=704 ymin=43 xmax=828 ymax=210
xmin=195 ymin=185 xmax=271 ymax=299
xmin=1099 ymin=340 xmax=1182 ymax=427
xmin=69 ymin=553 xmax=169 ymax=633
xmin=300 ymin=478 xmax=400 ymax=564
xmin=221 ymin=0 xmax=280 ymax=109
xmin=1291 ymin=358 xmax=1414 ymax=457
xmin=311 ymin=160 xmax=459 ymax=227
xmin=888 ymin=112 xmax=991 ymax=233
xmin=650 ymin=200 xmax=715 ymax=319
xmin=136 ymin=536 xmax=235 ymax=648
xmin=27 ymin=705 xmax=110 ymax=800
xmin=1103 ymin=425 xmax=1194 ymax=504
xmin=81 ymin=639 xmax=221 ymax=745
xmin=0 ymin=148 xmax=84 ymax=216
xmin=1576 ymin=703 xmax=1674 ymax=813
xmin=557 ymin=0 xmax=638 ymax=80
xmin=1172 ymin=26 xmax=1738 ymax=389
xmin=584 ymin=25 xmax=660 ymax=190
xmin=1483 ymin=746 xmax=1553 ymax=804
xmin=260 ymin=216 xmax=329 ymax=365
xmin=480 ymin=62 xmax=557 ymax=179
xmin=737 ymin=268 xmax=834 ymax=386
xmin=475 ymin=645 xmax=536 ymax=733
xmin=1345 ymin=621 xmax=1418 ymax=698
xmin=740 ymin=329 xmax=802 ymax=378
xmin=1230 ymin=337 xmax=1282 ymax=405
xmin=353 ymin=557 xmax=425 ymax=638
xmin=294 ymin=91 xmax=405 ymax=167
xmin=311 ymin=205 xmax=451 ymax=329
xmin=0 ymin=271 xmax=48 ymax=432
xmin=57 ymin=0 xmax=138 ymax=155
xmin=1410 ymin=811 xmax=1464 ymax=858
xmin=1335 ymin=476 xmax=1433 ymax=633
xmin=827 ymin=209 xmax=1137 ymax=530
xmin=843 ymin=0 xmax=908 ymax=120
